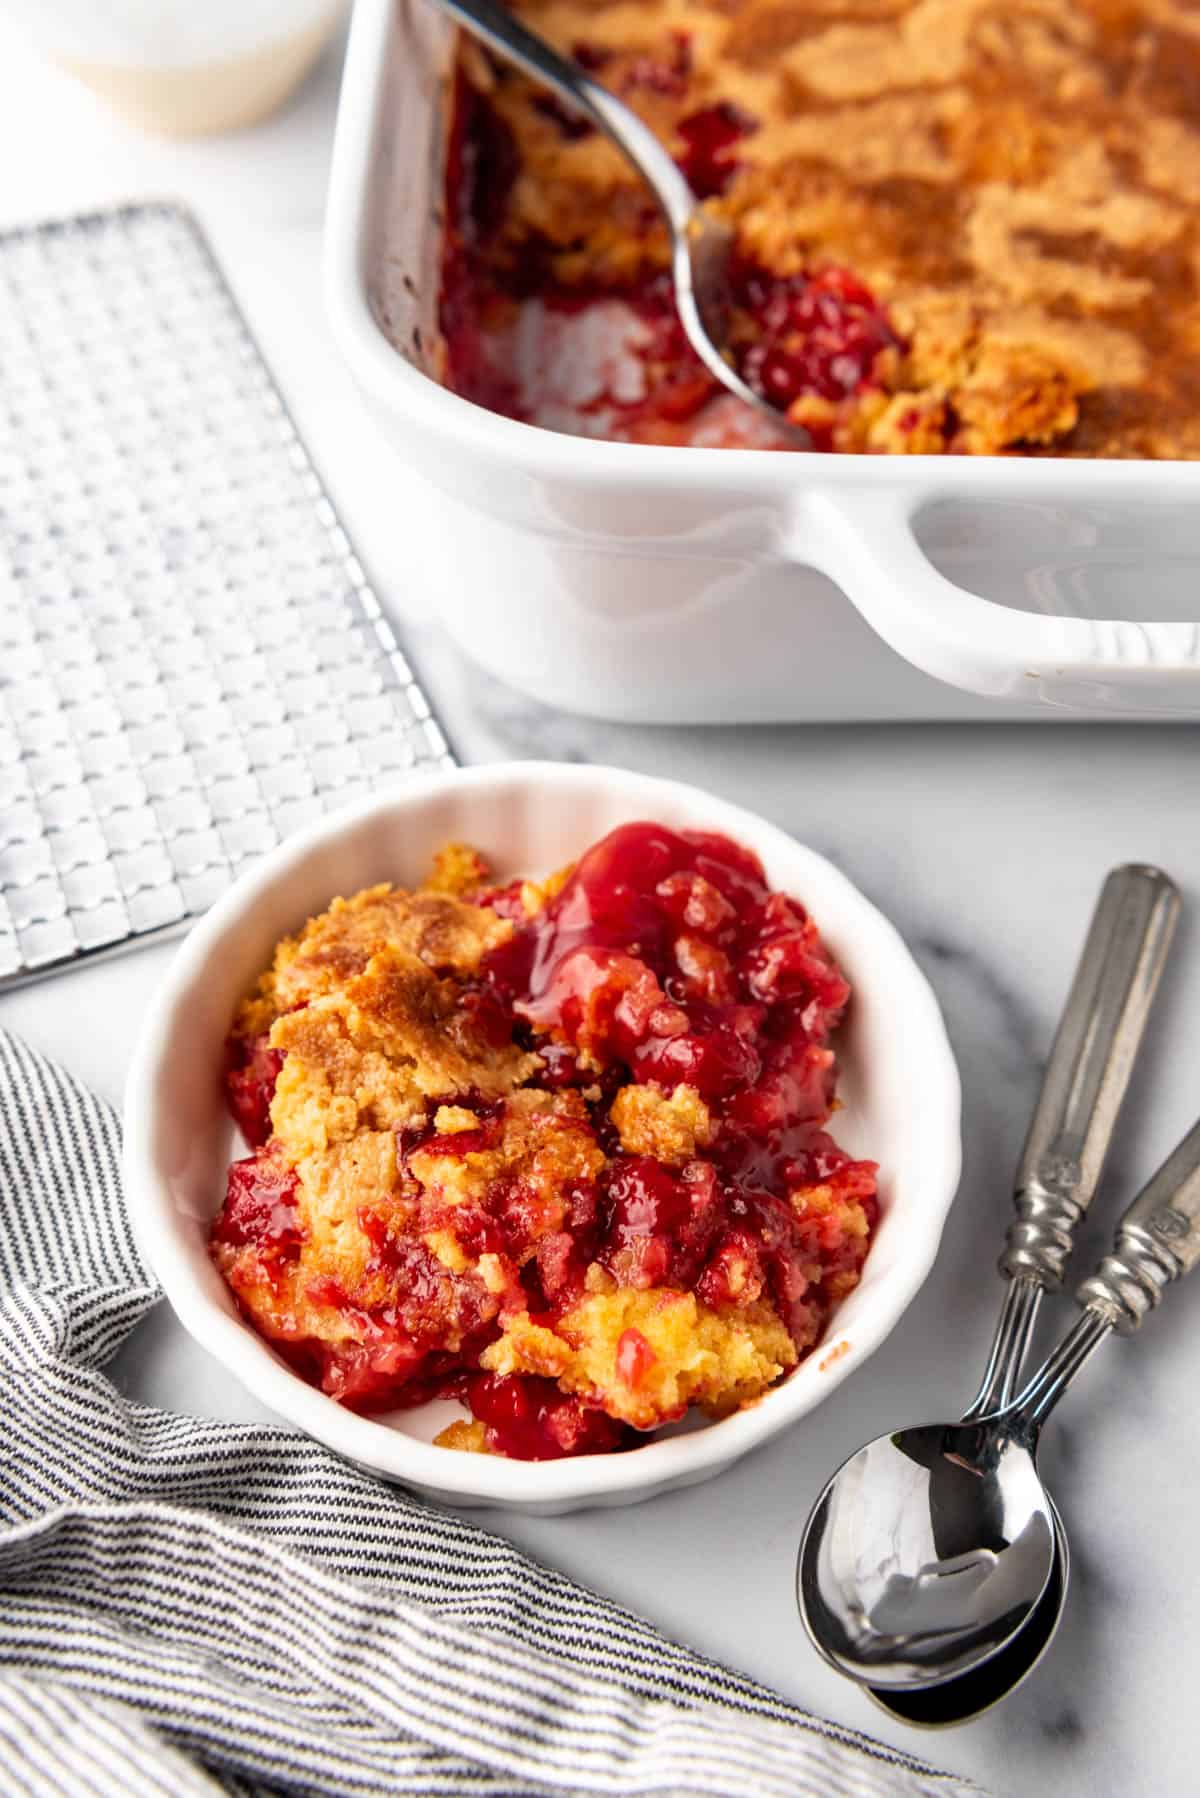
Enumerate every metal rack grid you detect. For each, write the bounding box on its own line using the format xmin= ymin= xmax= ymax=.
xmin=0 ymin=202 xmax=453 ymax=992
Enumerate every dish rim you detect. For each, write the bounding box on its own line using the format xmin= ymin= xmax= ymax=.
xmin=122 ymin=760 xmax=963 ymax=1507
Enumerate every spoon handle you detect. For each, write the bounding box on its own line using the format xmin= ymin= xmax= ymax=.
xmin=1007 ymin=863 xmax=1179 ymax=1284
xmin=964 ymin=864 xmax=1178 ymax=1418
xmin=1076 ymin=1116 xmax=1200 ymax=1327
xmin=1011 ymin=1116 xmax=1200 ymax=1430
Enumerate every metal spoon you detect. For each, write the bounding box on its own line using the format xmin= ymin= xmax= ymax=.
xmin=870 ymin=1118 xmax=1200 ymax=1724
xmin=428 ymin=0 xmax=810 ymax=441
xmin=798 ymin=864 xmax=1178 ymax=1690
xmin=868 ymin=1502 xmax=1068 ymax=1727
xmin=869 ymin=864 xmax=1177 ymax=1721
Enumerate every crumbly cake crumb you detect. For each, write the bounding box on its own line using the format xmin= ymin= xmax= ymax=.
xmin=436 ymin=1418 xmax=490 ymax=1453
xmin=480 ymin=1288 xmax=799 ymax=1430
xmin=426 ymin=842 xmax=492 ymax=896
xmin=236 ymin=881 xmax=515 ymax=1042
xmin=609 ymin=1082 xmax=713 ymax=1164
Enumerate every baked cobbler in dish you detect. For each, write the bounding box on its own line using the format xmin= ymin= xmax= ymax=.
xmin=440 ymin=0 xmax=1200 ymax=456
xmin=212 ymin=823 xmax=878 ymax=1460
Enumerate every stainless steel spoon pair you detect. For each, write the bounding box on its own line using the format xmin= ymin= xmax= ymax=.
xmin=799 ymin=864 xmax=1193 ymax=1723
xmin=425 ymin=0 xmax=809 ymax=442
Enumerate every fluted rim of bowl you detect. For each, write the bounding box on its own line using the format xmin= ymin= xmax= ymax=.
xmin=123 ymin=762 xmax=961 ymax=1510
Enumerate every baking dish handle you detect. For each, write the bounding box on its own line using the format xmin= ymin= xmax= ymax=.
xmin=809 ymin=487 xmax=1200 ymax=712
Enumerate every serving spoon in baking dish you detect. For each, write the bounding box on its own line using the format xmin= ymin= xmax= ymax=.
xmin=427 ymin=0 xmax=812 ymax=444
xmin=798 ymin=864 xmax=1179 ymax=1692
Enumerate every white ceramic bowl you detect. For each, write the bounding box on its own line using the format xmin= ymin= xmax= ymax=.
xmin=123 ymin=763 xmax=962 ymax=1512
xmin=14 ymin=0 xmax=343 ymax=137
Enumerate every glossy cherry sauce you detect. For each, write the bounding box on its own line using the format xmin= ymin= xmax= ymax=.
xmin=481 ymin=823 xmax=874 ymax=1348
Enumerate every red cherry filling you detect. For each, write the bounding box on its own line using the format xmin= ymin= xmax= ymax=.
xmin=213 ymin=1151 xmax=301 ymax=1257
xmin=463 ymin=1372 xmax=632 ymax=1458
xmin=732 ymin=264 xmax=901 ymax=414
xmin=570 ymin=40 xmax=613 ymax=74
xmin=616 ymin=1327 xmax=657 ymax=1389
xmin=600 ymin=1155 xmax=700 ymax=1288
xmin=224 ymin=1033 xmax=284 ymax=1149
xmin=483 ymin=823 xmax=849 ymax=1096
xmin=439 ymin=72 xmax=524 ymax=418
xmin=298 ymin=1245 xmax=500 ymax=1412
xmin=674 ymin=101 xmax=758 ymax=198
xmin=477 ymin=820 xmax=875 ymax=1371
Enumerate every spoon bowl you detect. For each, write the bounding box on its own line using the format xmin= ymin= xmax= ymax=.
xmin=799 ymin=1417 xmax=1057 ymax=1689
xmin=801 ymin=1104 xmax=1200 ymax=1698
xmin=797 ymin=867 xmax=1181 ymax=1699
xmin=868 ymin=1504 xmax=1069 ymax=1727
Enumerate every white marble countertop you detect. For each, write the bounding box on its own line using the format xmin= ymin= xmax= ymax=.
xmin=2 ymin=24 xmax=1198 ymax=1797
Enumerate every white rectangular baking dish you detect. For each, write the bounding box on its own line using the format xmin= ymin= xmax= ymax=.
xmin=325 ymin=0 xmax=1200 ymax=723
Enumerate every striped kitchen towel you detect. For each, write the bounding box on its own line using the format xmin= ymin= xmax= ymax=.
xmin=0 ymin=1027 xmax=981 ymax=1798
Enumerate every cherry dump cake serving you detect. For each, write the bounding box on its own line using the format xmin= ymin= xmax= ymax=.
xmin=212 ymin=823 xmax=878 ymax=1460
xmin=439 ymin=0 xmax=1200 ymax=456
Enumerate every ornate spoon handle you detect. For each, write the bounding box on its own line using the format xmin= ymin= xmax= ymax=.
xmin=1008 ymin=1116 xmax=1200 ymax=1432
xmin=964 ymin=864 xmax=1179 ymax=1419
xmin=1077 ymin=1116 xmax=1200 ymax=1326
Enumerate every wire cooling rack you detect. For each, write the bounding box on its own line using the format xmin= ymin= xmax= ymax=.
xmin=0 ymin=202 xmax=454 ymax=992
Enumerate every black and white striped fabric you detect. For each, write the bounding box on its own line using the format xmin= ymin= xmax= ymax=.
xmin=0 ymin=1027 xmax=981 ymax=1798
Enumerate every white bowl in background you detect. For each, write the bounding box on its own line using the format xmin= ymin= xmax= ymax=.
xmin=123 ymin=763 xmax=962 ymax=1512
xmin=9 ymin=0 xmax=343 ymax=136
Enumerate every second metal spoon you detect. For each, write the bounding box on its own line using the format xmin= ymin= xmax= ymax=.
xmin=868 ymin=1502 xmax=1068 ymax=1727
xmin=873 ymin=1115 xmax=1200 ymax=1723
xmin=798 ymin=864 xmax=1179 ymax=1690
